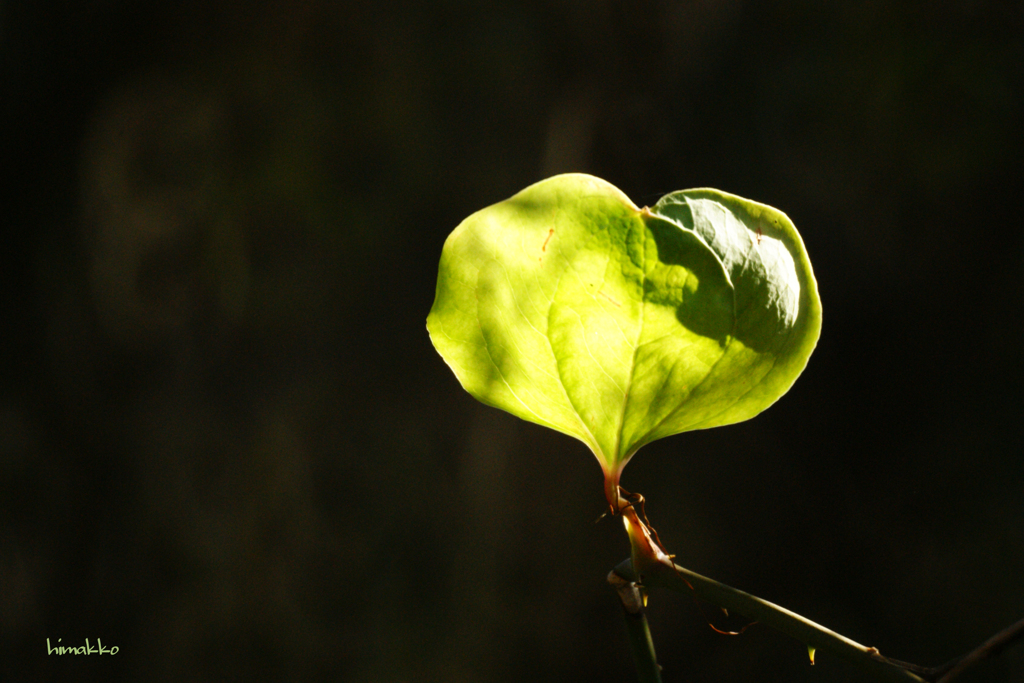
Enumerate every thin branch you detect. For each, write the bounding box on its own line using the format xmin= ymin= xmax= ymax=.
xmin=612 ymin=492 xmax=1023 ymax=682
xmin=933 ymin=616 xmax=1024 ymax=683
xmin=613 ymin=558 xmax=927 ymax=683
xmin=608 ymin=570 xmax=663 ymax=683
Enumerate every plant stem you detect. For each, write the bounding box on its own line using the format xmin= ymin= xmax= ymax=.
xmin=622 ymin=608 xmax=662 ymax=683
xmin=613 ymin=558 xmax=926 ymax=683
xmin=935 ymin=616 xmax=1024 ymax=683
xmin=608 ymin=570 xmax=662 ymax=683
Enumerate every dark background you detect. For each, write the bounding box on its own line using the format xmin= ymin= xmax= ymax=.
xmin=2 ymin=1 xmax=1023 ymax=681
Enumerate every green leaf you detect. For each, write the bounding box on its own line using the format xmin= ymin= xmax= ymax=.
xmin=427 ymin=174 xmax=821 ymax=505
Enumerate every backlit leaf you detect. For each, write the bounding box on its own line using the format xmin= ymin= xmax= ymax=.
xmin=427 ymin=174 xmax=821 ymax=506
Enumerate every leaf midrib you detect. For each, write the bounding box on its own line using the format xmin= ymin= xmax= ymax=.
xmin=613 ymin=215 xmax=646 ymax=464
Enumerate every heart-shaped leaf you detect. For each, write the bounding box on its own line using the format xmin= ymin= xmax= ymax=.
xmin=427 ymin=174 xmax=821 ymax=507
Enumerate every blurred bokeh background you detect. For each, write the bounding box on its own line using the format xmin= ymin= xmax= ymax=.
xmin=2 ymin=1 xmax=1023 ymax=681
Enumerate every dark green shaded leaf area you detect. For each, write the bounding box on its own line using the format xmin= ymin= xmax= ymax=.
xmin=428 ymin=174 xmax=821 ymax=490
